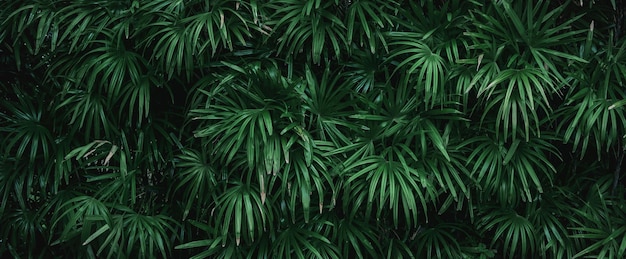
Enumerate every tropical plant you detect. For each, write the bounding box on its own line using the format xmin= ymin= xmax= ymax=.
xmin=1 ymin=0 xmax=626 ymax=258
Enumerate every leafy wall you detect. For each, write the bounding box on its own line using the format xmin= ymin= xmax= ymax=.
xmin=1 ymin=0 xmax=626 ymax=258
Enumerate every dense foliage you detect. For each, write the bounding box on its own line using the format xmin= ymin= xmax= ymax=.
xmin=1 ymin=0 xmax=626 ymax=258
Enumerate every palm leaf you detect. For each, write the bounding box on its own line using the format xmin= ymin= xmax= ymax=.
xmin=214 ymin=181 xmax=270 ymax=247
xmin=478 ymin=208 xmax=536 ymax=258
xmin=269 ymin=0 xmax=346 ymax=64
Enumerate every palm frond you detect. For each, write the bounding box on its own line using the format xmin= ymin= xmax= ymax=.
xmin=478 ymin=208 xmax=537 ymax=258
xmin=344 ymin=0 xmax=398 ymax=53
xmin=414 ymin=223 xmax=468 ymax=259
xmin=214 ymin=181 xmax=270 ymax=247
xmin=270 ymin=215 xmax=340 ymax=259
xmin=173 ymin=148 xmax=218 ymax=220
xmin=462 ymin=134 xmax=559 ymax=204
xmin=269 ymin=0 xmax=346 ymax=64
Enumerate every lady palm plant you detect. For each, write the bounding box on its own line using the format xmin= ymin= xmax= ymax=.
xmin=570 ymin=177 xmax=626 ymax=258
xmin=464 ymin=0 xmax=587 ymax=142
xmin=2 ymin=0 xmax=626 ymax=258
xmin=556 ymin=24 xmax=626 ymax=158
